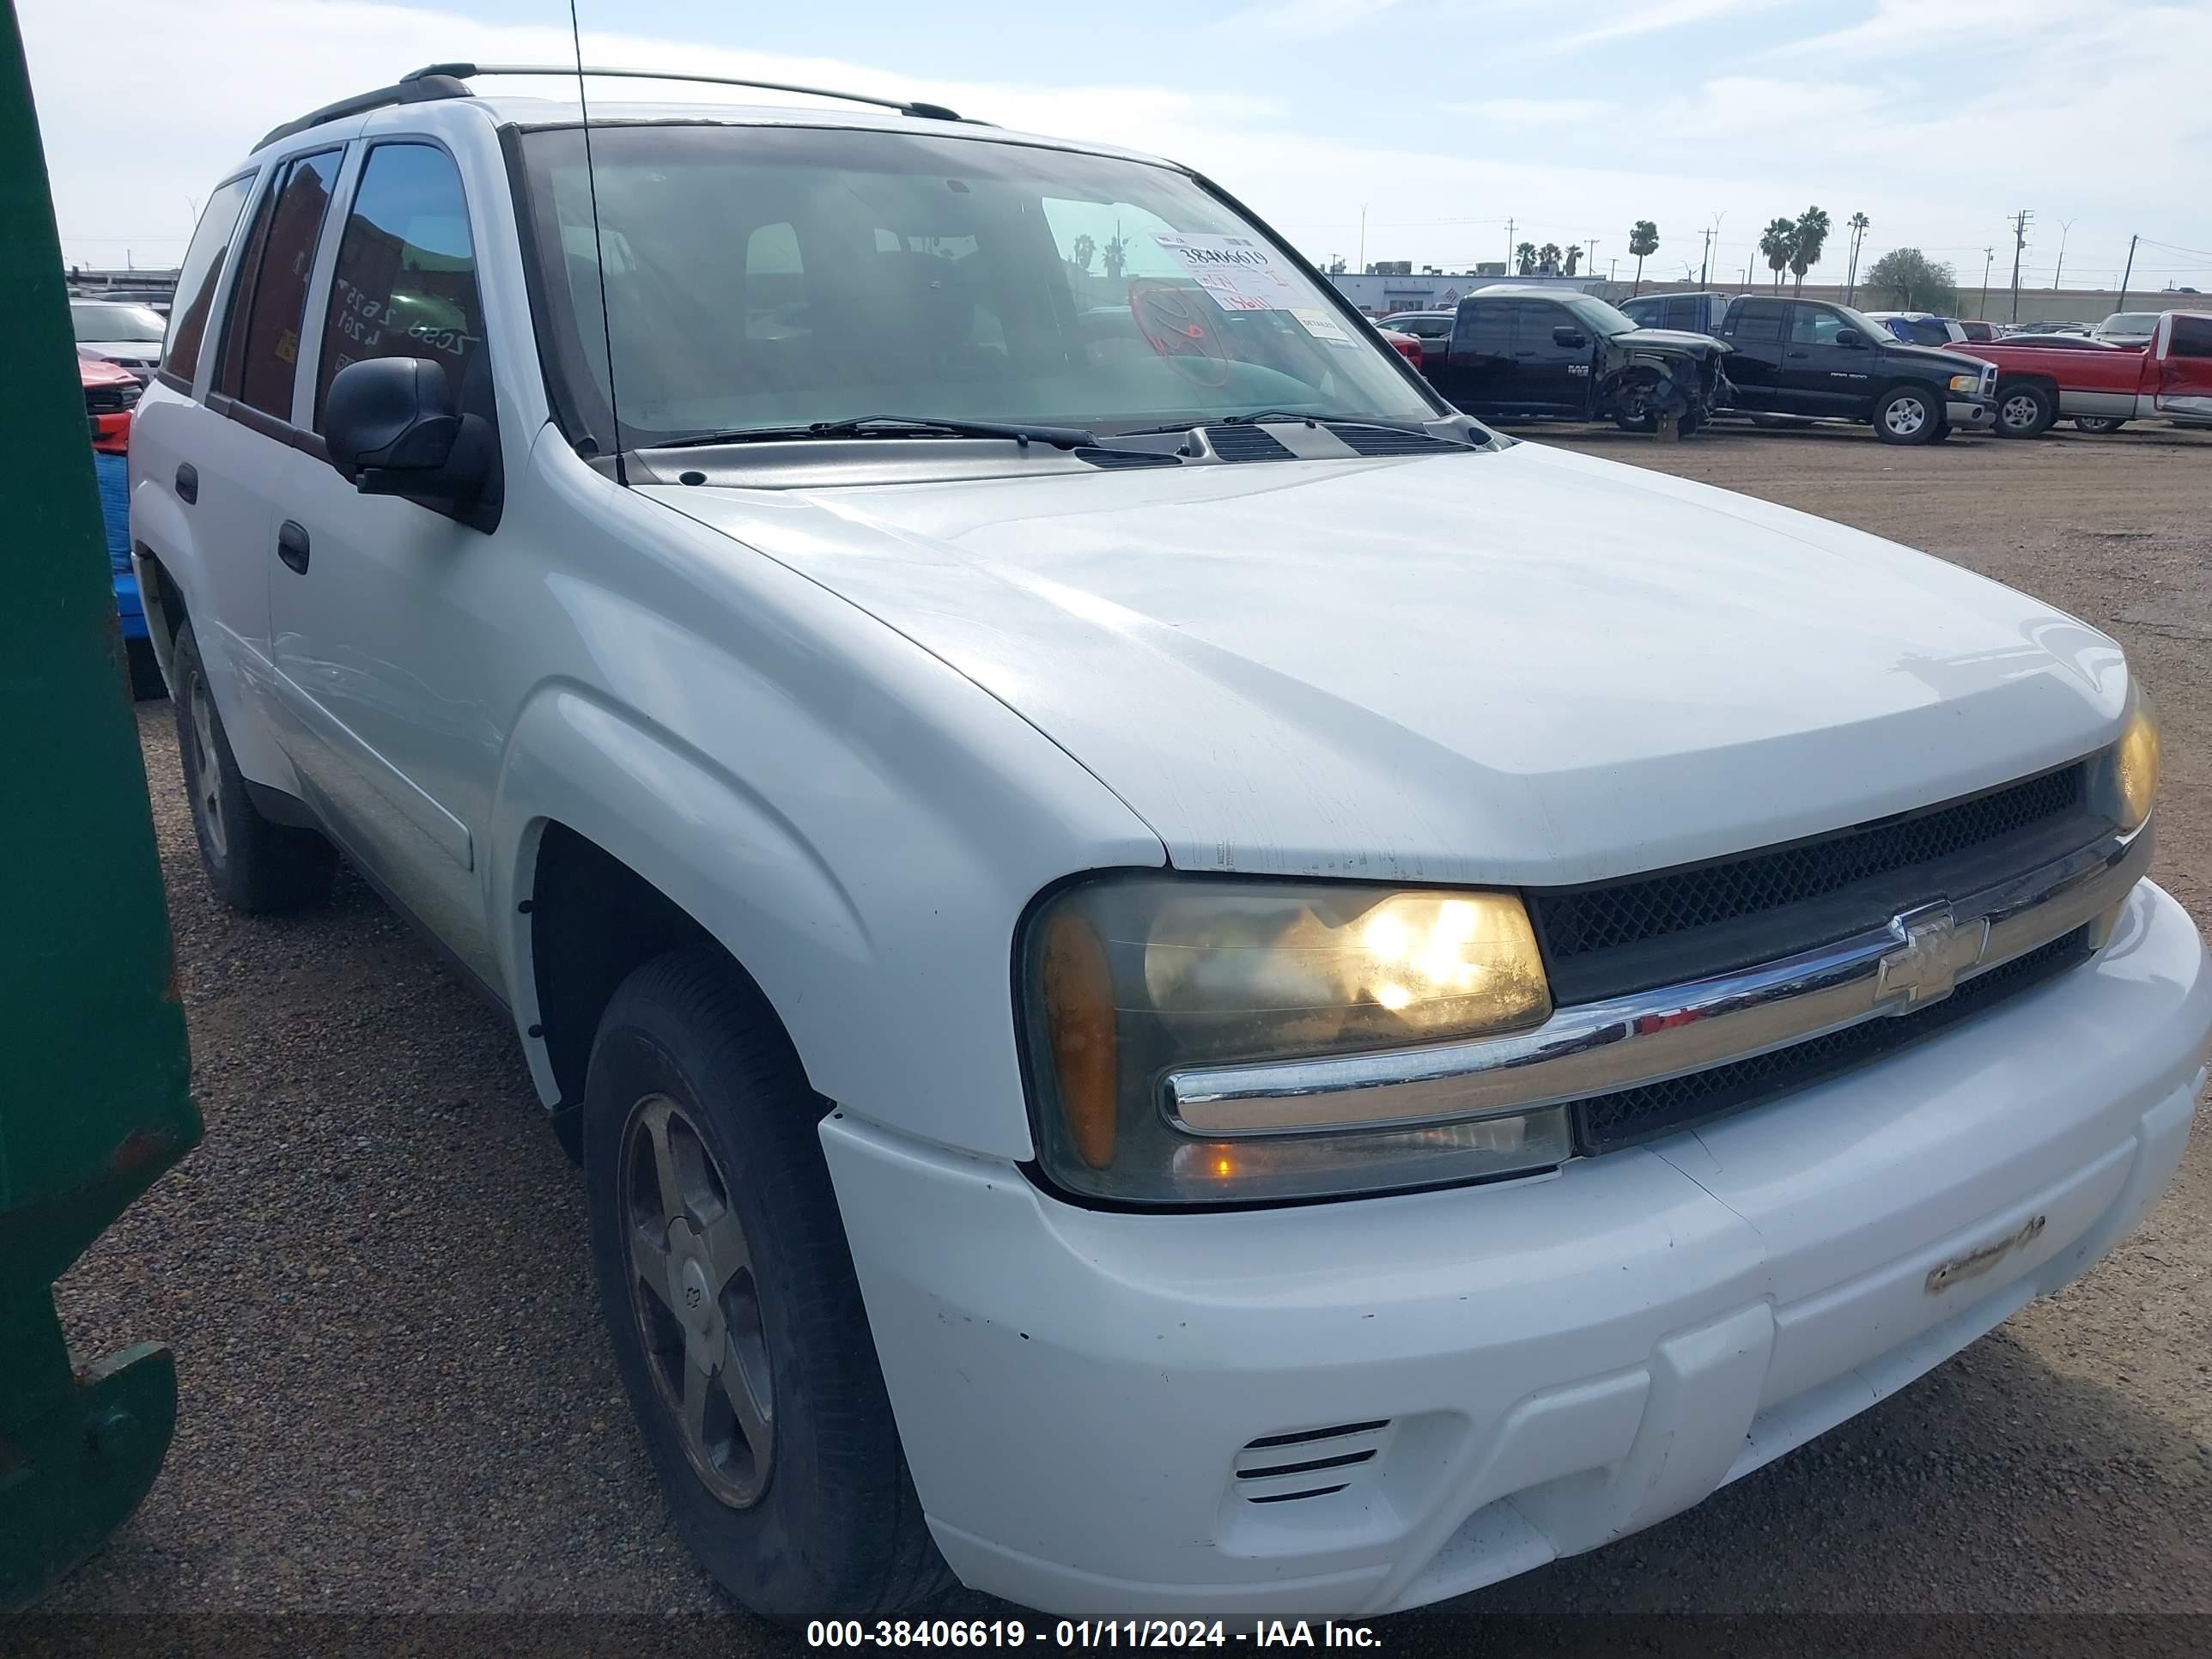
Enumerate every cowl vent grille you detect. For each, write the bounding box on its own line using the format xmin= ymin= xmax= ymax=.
xmin=1328 ymin=424 xmax=1455 ymax=456
xmin=1202 ymin=424 xmax=1296 ymax=462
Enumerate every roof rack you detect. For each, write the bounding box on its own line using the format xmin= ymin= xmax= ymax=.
xmin=255 ymin=60 xmax=968 ymax=152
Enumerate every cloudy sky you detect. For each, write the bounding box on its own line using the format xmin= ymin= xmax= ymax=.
xmin=21 ymin=0 xmax=2212 ymax=296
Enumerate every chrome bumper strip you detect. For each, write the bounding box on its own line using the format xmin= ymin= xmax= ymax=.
xmin=1168 ymin=823 xmax=2149 ymax=1138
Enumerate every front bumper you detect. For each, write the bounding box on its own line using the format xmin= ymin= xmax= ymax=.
xmin=1947 ymin=398 xmax=1996 ymax=430
xmin=824 ymin=880 xmax=2209 ymax=1618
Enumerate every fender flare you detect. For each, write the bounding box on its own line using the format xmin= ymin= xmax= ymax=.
xmin=488 ymin=682 xmax=874 ymax=1113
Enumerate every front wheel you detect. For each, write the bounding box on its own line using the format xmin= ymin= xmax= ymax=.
xmin=582 ymin=946 xmax=951 ymax=1623
xmin=2073 ymin=416 xmax=2126 ymax=434
xmin=1873 ymin=384 xmax=1943 ymax=445
xmin=1994 ymin=382 xmax=2057 ymax=439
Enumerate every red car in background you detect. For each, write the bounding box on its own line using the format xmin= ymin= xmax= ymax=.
xmin=1377 ymin=325 xmax=1424 ymax=370
xmin=1955 ymin=312 xmax=2212 ymax=436
xmin=80 ymin=349 xmax=137 ymax=452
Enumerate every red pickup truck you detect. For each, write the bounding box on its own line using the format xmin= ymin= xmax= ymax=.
xmin=1957 ymin=311 xmax=2212 ymax=437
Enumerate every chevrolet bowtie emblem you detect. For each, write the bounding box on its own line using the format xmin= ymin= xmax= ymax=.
xmin=1876 ymin=902 xmax=1990 ymax=1010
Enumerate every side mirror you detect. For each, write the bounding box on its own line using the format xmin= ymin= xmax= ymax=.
xmin=1553 ymin=325 xmax=1589 ymax=349
xmin=324 ymin=356 xmax=495 ymax=518
xmin=1833 ymin=328 xmax=1864 ymax=348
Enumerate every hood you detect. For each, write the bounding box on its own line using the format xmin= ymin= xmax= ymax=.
xmin=1615 ymin=326 xmax=1730 ymax=358
xmin=78 ymin=341 xmax=161 ymax=367
xmin=647 ymin=443 xmax=2123 ymax=887
xmin=1877 ymin=338 xmax=1989 ymax=377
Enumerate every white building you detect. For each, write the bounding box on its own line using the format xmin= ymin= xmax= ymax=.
xmin=1327 ymin=270 xmax=1609 ymax=317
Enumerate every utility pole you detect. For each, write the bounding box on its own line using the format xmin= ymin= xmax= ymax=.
xmin=1505 ymin=216 xmax=1514 ymax=273
xmin=2008 ymin=209 xmax=2032 ymax=324
xmin=1843 ymin=212 xmax=1869 ymax=304
xmin=2118 ymin=233 xmax=2138 ymax=310
xmin=2051 ymin=217 xmax=2074 ymax=290
xmin=1698 ymin=228 xmax=1711 ymax=286
xmin=1358 ymin=204 xmax=1368 ymax=272
xmin=1979 ymin=246 xmax=1994 ymax=318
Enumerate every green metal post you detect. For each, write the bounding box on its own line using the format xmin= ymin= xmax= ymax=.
xmin=0 ymin=0 xmax=200 ymax=1610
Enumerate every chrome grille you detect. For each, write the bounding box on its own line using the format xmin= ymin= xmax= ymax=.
xmin=1530 ymin=763 xmax=2088 ymax=990
xmin=1573 ymin=926 xmax=2094 ymax=1152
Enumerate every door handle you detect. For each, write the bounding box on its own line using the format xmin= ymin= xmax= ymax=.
xmin=174 ymin=463 xmax=198 ymax=505
xmin=276 ymin=520 xmax=311 ymax=575
xmin=1785 ymin=349 xmax=1809 ymax=358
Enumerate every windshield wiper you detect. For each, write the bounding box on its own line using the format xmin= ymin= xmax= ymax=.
xmin=1112 ymin=411 xmax=1457 ymax=441
xmin=1218 ymin=410 xmax=1438 ymax=436
xmin=660 ymin=414 xmax=1099 ymax=451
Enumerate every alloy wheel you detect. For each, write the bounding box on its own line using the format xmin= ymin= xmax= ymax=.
xmin=2001 ymin=393 xmax=2042 ymax=433
xmin=1884 ymin=396 xmax=1928 ymax=437
xmin=621 ymin=1093 xmax=775 ymax=1508
xmin=186 ymin=669 xmax=228 ymax=861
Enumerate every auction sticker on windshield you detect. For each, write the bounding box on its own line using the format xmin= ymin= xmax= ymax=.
xmin=1153 ymin=232 xmax=1299 ymax=311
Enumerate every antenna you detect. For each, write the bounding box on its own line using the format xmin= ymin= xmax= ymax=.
xmin=568 ymin=1 xmax=627 ymax=485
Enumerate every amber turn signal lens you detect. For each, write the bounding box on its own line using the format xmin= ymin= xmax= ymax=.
xmin=1041 ymin=909 xmax=1117 ymax=1168
xmin=2113 ymin=690 xmax=2160 ymax=833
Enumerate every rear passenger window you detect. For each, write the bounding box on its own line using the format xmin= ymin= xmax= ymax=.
xmin=1662 ymin=297 xmax=1698 ymax=331
xmin=2169 ymin=315 xmax=2212 ymax=358
xmin=161 ymin=173 xmax=256 ymax=386
xmin=1729 ymin=301 xmax=1786 ymax=343
xmin=1453 ymin=301 xmax=1511 ymax=354
xmin=224 ymin=149 xmax=343 ymax=417
xmin=314 ymin=143 xmax=486 ymax=427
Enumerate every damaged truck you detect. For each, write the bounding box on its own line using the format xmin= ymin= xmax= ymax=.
xmin=1419 ymin=287 xmax=1732 ymax=435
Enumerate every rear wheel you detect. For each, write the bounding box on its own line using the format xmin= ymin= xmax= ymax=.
xmin=582 ymin=946 xmax=951 ymax=1623
xmin=1873 ymin=384 xmax=1942 ymax=445
xmin=172 ymin=622 xmax=337 ymax=911
xmin=2073 ymin=415 xmax=2126 ymax=434
xmin=1994 ymin=382 xmax=2057 ymax=439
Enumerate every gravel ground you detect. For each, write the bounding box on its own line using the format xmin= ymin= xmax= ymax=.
xmin=35 ymin=419 xmax=2212 ymax=1654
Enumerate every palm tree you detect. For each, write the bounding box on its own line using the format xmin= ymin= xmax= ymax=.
xmin=1103 ymin=231 xmax=1130 ymax=283
xmin=1759 ymin=217 xmax=1798 ymax=289
xmin=1564 ymin=245 xmax=1583 ymax=275
xmin=1537 ymin=241 xmax=1563 ymax=274
xmin=1515 ymin=241 xmax=1538 ymax=274
xmin=1789 ymin=207 xmax=1831 ymax=295
xmin=1071 ymin=233 xmax=1097 ymax=274
xmin=1628 ymin=220 xmax=1659 ymax=295
xmin=1844 ymin=210 xmax=1870 ymax=303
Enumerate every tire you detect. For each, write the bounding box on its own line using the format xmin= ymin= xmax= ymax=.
xmin=2073 ymin=416 xmax=2126 ymax=434
xmin=581 ymin=945 xmax=952 ymax=1624
xmin=127 ymin=638 xmax=167 ymax=701
xmin=1611 ymin=410 xmax=1656 ymax=434
xmin=1994 ymin=381 xmax=2057 ymax=439
xmin=1872 ymin=384 xmax=1943 ymax=445
xmin=172 ymin=622 xmax=338 ymax=911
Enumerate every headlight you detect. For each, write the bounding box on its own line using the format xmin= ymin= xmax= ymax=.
xmin=1020 ymin=876 xmax=1565 ymax=1205
xmin=1947 ymin=372 xmax=1982 ymax=394
xmin=2094 ymin=682 xmax=2160 ymax=832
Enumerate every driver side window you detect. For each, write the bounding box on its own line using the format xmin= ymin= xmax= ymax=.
xmin=314 ymin=143 xmax=487 ymax=429
xmin=1790 ymin=306 xmax=1851 ymax=346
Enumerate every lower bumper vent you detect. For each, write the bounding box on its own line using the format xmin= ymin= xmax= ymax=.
xmin=1234 ymin=1419 xmax=1391 ymax=1504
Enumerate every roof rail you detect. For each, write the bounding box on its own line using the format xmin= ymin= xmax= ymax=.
xmin=414 ymin=62 xmax=968 ymax=122
xmin=254 ymin=61 xmax=969 ymax=155
xmin=254 ymin=70 xmax=474 ymax=153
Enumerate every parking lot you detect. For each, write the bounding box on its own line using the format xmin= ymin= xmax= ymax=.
xmin=41 ymin=420 xmax=2212 ymax=1646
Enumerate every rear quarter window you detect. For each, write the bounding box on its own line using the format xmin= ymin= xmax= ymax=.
xmin=161 ymin=172 xmax=257 ymax=387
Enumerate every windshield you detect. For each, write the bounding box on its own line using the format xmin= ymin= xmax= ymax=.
xmin=1560 ymin=294 xmax=1643 ymax=336
xmin=516 ymin=124 xmax=1443 ymax=450
xmin=2100 ymin=313 xmax=2155 ymax=333
xmin=71 ymin=301 xmax=166 ymax=343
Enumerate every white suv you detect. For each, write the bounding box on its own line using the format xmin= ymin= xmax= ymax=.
xmin=134 ymin=64 xmax=2209 ymax=1623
